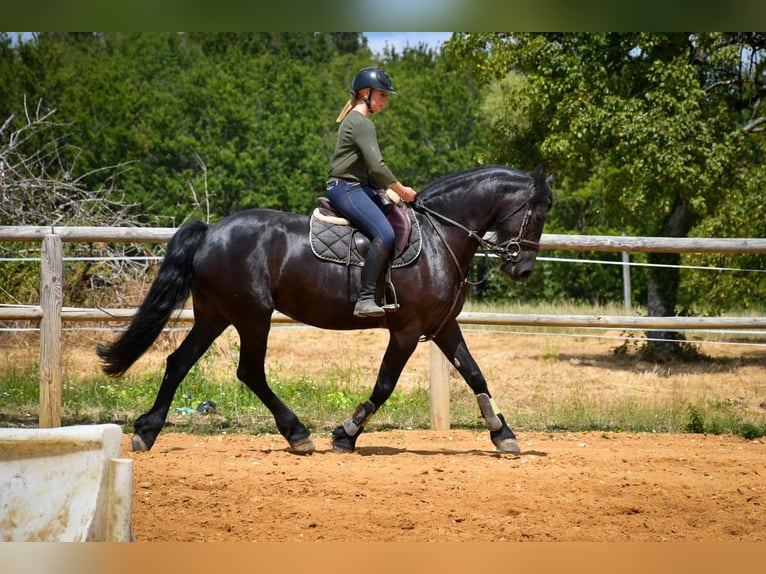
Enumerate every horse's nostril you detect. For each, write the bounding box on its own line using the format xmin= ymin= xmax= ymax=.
xmin=517 ymin=269 xmax=532 ymax=280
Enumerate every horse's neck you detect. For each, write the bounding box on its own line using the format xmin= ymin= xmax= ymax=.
xmin=425 ymin=189 xmax=496 ymax=236
xmin=418 ymin=193 xmax=493 ymax=270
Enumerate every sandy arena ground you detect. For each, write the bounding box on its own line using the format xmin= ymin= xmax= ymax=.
xmin=125 ymin=428 xmax=765 ymax=542
xmin=122 ymin=328 xmax=765 ymax=542
xmin=5 ymin=326 xmax=765 ymax=542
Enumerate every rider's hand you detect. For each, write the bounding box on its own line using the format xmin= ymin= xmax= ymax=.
xmin=390 ymin=181 xmax=417 ymax=203
xmin=400 ymin=186 xmax=417 ymax=203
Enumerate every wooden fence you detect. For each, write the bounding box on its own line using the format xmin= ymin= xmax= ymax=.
xmin=2 ymin=226 xmax=765 ymax=430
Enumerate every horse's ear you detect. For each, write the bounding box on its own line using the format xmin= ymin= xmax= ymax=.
xmin=546 ymin=173 xmax=555 ymax=187
xmin=531 ymin=164 xmax=549 ymax=190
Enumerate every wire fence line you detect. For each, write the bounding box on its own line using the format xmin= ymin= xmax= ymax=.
xmin=1 ymin=228 xmax=764 ymax=335
xmin=2 ymin=253 xmax=765 ymax=275
xmin=3 ymin=324 xmax=764 ymax=350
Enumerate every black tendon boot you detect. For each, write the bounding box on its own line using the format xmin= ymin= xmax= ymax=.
xmin=332 ymin=400 xmax=376 ymax=453
xmin=353 ymin=239 xmax=390 ymax=317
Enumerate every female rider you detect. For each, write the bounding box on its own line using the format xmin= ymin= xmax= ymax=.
xmin=326 ymin=66 xmax=418 ymax=317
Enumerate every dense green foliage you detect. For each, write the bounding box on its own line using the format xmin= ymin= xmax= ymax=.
xmin=0 ymin=32 xmax=763 ymax=315
xmin=0 ymin=32 xmax=486 ymax=224
xmin=447 ymin=33 xmax=766 ymax=315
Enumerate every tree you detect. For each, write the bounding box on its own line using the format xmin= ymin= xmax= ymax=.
xmin=447 ymin=33 xmax=766 ymax=357
xmin=0 ymin=102 xmax=145 ymax=307
xmin=375 ymin=43 xmax=489 ymax=187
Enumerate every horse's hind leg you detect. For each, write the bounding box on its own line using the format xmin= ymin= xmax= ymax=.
xmin=236 ymin=322 xmax=315 ymax=454
xmin=432 ymin=319 xmax=521 ymax=454
xmin=133 ymin=318 xmax=226 ymax=451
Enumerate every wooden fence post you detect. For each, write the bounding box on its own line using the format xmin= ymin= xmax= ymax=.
xmin=622 ymin=231 xmax=632 ymax=310
xmin=429 ymin=342 xmax=451 ymax=430
xmin=39 ymin=234 xmax=63 ymax=428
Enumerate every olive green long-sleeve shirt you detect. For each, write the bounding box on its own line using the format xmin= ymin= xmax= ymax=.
xmin=328 ymin=110 xmax=397 ymax=189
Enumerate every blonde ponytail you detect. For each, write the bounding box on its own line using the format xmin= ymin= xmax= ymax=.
xmin=335 ymin=98 xmax=355 ymax=123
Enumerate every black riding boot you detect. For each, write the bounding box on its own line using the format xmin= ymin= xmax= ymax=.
xmin=353 ymin=239 xmax=389 ymax=317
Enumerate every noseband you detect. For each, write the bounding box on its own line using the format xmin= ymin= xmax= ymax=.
xmin=492 ymin=201 xmax=541 ymax=264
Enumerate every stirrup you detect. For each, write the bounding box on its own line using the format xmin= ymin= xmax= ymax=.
xmin=381 ymin=273 xmax=399 ymax=313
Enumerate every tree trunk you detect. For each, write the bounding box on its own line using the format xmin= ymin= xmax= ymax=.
xmin=643 ymin=198 xmax=697 ymax=360
xmin=646 ymin=250 xmax=683 ymax=347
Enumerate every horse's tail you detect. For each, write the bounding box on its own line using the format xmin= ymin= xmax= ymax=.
xmin=96 ymin=220 xmax=209 ymax=377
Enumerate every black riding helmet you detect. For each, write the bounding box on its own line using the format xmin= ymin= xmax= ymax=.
xmin=352 ymin=67 xmax=397 ymax=113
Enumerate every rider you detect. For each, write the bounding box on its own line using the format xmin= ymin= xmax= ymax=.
xmin=326 ymin=66 xmax=418 ymax=317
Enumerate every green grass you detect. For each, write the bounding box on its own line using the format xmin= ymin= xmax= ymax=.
xmin=2 ymin=300 xmax=763 ymax=438
xmin=502 ymin=392 xmax=766 ymax=439
xmin=1 ymin=359 xmax=764 ymax=439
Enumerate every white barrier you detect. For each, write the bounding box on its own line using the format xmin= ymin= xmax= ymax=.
xmin=0 ymin=424 xmax=132 ymax=541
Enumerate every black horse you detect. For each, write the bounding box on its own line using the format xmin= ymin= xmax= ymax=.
xmin=97 ymin=164 xmax=553 ymax=454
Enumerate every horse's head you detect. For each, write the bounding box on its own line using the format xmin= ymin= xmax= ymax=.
xmin=492 ymin=165 xmax=553 ymax=281
xmin=414 ymin=164 xmax=553 ymax=282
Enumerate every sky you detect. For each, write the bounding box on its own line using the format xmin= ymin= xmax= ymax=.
xmin=364 ymin=32 xmax=453 ymax=55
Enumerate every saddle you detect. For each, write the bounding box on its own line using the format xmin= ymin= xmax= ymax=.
xmin=310 ymin=191 xmax=422 ymax=268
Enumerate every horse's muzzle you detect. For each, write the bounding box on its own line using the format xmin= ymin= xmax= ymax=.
xmin=501 ymin=252 xmax=537 ymax=280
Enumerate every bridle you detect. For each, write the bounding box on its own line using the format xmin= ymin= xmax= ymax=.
xmin=412 ymin=197 xmax=541 ymax=272
xmin=410 ymin=195 xmax=543 ymax=341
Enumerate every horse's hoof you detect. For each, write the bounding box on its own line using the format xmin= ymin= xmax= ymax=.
xmin=288 ymin=436 xmax=316 ymax=455
xmin=131 ymin=434 xmax=149 ymax=452
xmin=330 ymin=423 xmax=360 ymax=453
xmin=494 ymin=438 xmax=521 ymax=454
xmin=331 ymin=443 xmax=355 ymax=454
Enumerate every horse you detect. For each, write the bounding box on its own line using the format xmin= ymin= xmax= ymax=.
xmin=96 ymin=164 xmax=554 ymax=455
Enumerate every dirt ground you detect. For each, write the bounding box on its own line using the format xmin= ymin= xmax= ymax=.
xmin=125 ymin=429 xmax=765 ymax=542
xmin=121 ymin=326 xmax=765 ymax=542
xmin=3 ymin=325 xmax=765 ymax=542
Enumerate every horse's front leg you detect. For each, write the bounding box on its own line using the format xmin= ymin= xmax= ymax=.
xmin=432 ymin=320 xmax=521 ymax=454
xmin=331 ymin=329 xmax=420 ymax=453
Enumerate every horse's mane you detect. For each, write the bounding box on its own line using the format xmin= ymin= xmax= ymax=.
xmin=420 ymin=165 xmax=550 ymax=203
